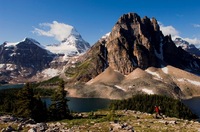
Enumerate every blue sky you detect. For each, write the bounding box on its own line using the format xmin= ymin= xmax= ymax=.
xmin=0 ymin=0 xmax=200 ymax=47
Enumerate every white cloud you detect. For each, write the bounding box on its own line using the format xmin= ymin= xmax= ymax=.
xmin=193 ymin=24 xmax=200 ymax=28
xmin=159 ymin=22 xmax=179 ymax=38
xmin=159 ymin=22 xmax=200 ymax=47
xmin=183 ymin=37 xmax=200 ymax=46
xmin=33 ymin=21 xmax=75 ymax=41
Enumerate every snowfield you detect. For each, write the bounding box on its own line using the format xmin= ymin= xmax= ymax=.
xmin=177 ymin=78 xmax=200 ymax=86
xmin=161 ymin=66 xmax=168 ymax=74
xmin=114 ymin=85 xmax=126 ymax=91
xmin=42 ymin=68 xmax=60 ymax=78
xmin=142 ymin=88 xmax=154 ymax=95
xmin=145 ymin=69 xmax=162 ymax=79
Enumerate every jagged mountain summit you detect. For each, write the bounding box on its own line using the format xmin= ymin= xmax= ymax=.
xmin=106 ymin=13 xmax=200 ymax=73
xmin=65 ymin=12 xmax=200 ymax=82
xmin=0 ymin=38 xmax=56 ymax=83
xmin=64 ymin=13 xmax=200 ymax=99
xmin=45 ymin=25 xmax=90 ymax=57
xmin=174 ymin=38 xmax=200 ymax=57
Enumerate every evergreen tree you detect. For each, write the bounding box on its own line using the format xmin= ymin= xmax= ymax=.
xmin=15 ymin=83 xmax=47 ymax=122
xmin=31 ymin=95 xmax=48 ymax=122
xmin=109 ymin=94 xmax=197 ymax=120
xmin=0 ymin=89 xmax=17 ymax=114
xmin=49 ymin=80 xmax=70 ymax=120
xmin=15 ymin=83 xmax=34 ymax=118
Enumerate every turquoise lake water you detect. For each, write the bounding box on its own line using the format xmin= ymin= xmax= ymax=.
xmin=0 ymin=84 xmax=200 ymax=119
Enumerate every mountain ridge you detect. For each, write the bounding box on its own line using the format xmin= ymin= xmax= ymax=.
xmin=1 ymin=12 xmax=200 ymax=100
xmin=0 ymin=27 xmax=90 ymax=83
xmin=174 ymin=37 xmax=200 ymax=57
xmin=64 ymin=13 xmax=200 ymax=83
xmin=63 ymin=12 xmax=200 ymax=99
xmin=0 ymin=38 xmax=56 ymax=83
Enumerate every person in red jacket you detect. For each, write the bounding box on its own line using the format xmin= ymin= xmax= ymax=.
xmin=154 ymin=106 xmax=164 ymax=119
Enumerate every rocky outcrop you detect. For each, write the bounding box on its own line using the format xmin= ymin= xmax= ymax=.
xmin=1 ymin=110 xmax=200 ymax=132
xmin=65 ymin=12 xmax=200 ymax=83
xmin=106 ymin=13 xmax=163 ymax=74
xmin=106 ymin=13 xmax=200 ymax=74
xmin=64 ymin=40 xmax=109 ymax=83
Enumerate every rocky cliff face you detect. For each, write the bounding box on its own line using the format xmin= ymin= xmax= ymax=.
xmin=106 ymin=13 xmax=200 ymax=74
xmin=66 ymin=13 xmax=200 ymax=82
xmin=0 ymin=38 xmax=56 ymax=83
xmin=106 ymin=13 xmax=163 ymax=74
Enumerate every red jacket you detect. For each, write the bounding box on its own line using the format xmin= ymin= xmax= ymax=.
xmin=155 ymin=106 xmax=159 ymax=113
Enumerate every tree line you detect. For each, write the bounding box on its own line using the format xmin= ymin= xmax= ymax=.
xmin=1 ymin=83 xmax=198 ymax=122
xmin=109 ymin=94 xmax=198 ymax=120
xmin=0 ymin=80 xmax=71 ymax=122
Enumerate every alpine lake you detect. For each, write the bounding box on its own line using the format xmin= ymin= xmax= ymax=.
xmin=0 ymin=84 xmax=200 ymax=120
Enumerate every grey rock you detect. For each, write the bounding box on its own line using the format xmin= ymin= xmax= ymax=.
xmin=0 ymin=115 xmax=16 ymax=123
xmin=17 ymin=123 xmax=24 ymax=131
xmin=23 ymin=119 xmax=36 ymax=125
xmin=4 ymin=126 xmax=15 ymax=132
xmin=35 ymin=123 xmax=48 ymax=131
xmin=28 ymin=128 xmax=37 ymax=132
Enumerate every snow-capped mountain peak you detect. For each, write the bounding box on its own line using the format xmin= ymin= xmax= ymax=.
xmin=4 ymin=42 xmax=18 ymax=47
xmin=24 ymin=37 xmax=40 ymax=45
xmin=174 ymin=38 xmax=189 ymax=47
xmin=174 ymin=37 xmax=200 ymax=57
xmin=4 ymin=37 xmax=44 ymax=49
xmin=45 ymin=26 xmax=90 ymax=56
xmin=69 ymin=27 xmax=80 ymax=36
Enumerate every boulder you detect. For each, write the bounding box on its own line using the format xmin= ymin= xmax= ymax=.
xmin=28 ymin=128 xmax=37 ymax=132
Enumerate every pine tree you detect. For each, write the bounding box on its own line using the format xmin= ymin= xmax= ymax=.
xmin=15 ymin=83 xmax=34 ymax=118
xmin=49 ymin=80 xmax=70 ymax=120
xmin=109 ymin=94 xmax=197 ymax=120
xmin=31 ymin=95 xmax=48 ymax=122
xmin=15 ymin=83 xmax=47 ymax=122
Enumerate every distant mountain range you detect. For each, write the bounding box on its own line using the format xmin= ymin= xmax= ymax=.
xmin=1 ymin=13 xmax=200 ymax=100
xmin=0 ymin=27 xmax=90 ymax=84
xmin=173 ymin=38 xmax=200 ymax=57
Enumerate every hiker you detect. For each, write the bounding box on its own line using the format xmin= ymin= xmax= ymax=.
xmin=154 ymin=106 xmax=164 ymax=119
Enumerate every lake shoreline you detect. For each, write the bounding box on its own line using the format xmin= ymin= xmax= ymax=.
xmin=1 ymin=84 xmax=200 ymax=118
xmin=1 ymin=84 xmax=200 ymax=100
